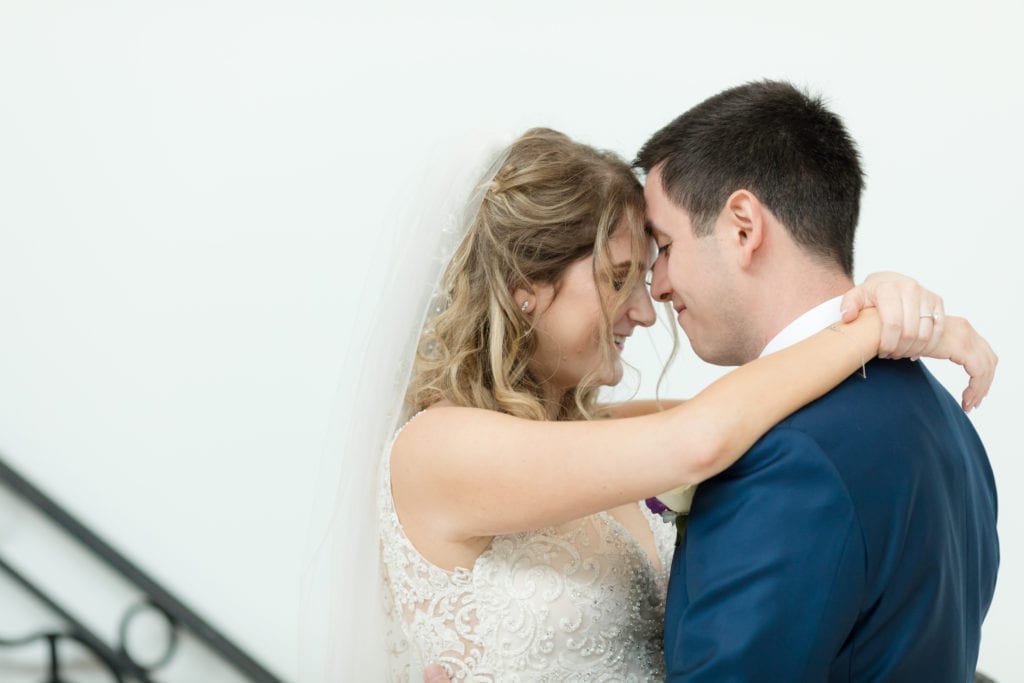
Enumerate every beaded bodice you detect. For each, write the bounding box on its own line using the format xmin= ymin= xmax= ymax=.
xmin=378 ymin=422 xmax=675 ymax=681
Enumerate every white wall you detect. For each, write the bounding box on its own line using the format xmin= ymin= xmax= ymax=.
xmin=0 ymin=1 xmax=1020 ymax=680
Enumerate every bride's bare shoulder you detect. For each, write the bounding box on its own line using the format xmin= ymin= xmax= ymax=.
xmin=393 ymin=403 xmax=496 ymax=457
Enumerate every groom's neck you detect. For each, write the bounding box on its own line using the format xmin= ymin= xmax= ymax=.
xmin=750 ymin=266 xmax=854 ymax=359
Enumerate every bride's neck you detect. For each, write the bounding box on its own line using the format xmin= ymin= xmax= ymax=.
xmin=537 ymin=383 xmax=568 ymax=421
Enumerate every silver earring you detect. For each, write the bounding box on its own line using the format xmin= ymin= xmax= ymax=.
xmin=520 ymin=300 xmax=529 ymax=312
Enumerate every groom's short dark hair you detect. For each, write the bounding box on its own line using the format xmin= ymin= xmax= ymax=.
xmin=635 ymin=80 xmax=863 ymax=276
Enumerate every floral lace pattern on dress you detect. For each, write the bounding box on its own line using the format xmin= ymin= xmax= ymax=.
xmin=379 ymin=418 xmax=675 ymax=682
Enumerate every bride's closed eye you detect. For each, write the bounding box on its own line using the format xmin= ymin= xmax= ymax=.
xmin=611 ymin=263 xmax=640 ymax=292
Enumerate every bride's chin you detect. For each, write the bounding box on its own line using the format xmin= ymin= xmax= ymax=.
xmin=604 ymin=362 xmax=624 ymax=387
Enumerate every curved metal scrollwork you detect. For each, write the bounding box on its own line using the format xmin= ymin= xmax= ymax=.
xmin=0 ymin=456 xmax=283 ymax=682
xmin=0 ymin=553 xmax=150 ymax=682
xmin=0 ymin=629 xmax=124 ymax=683
xmin=118 ymin=599 xmax=179 ymax=674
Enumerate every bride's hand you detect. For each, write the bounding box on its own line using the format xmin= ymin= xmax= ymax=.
xmin=839 ymin=271 xmax=996 ymax=411
xmin=839 ymin=271 xmax=944 ymax=359
xmin=918 ymin=316 xmax=997 ymax=412
xmin=424 ymin=663 xmax=452 ymax=683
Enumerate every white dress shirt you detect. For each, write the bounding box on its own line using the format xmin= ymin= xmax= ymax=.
xmin=759 ymin=295 xmax=844 ymax=358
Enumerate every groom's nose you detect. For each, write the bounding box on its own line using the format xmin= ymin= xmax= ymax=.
xmin=628 ymin=282 xmax=657 ymax=328
xmin=649 ymin=259 xmax=673 ymax=303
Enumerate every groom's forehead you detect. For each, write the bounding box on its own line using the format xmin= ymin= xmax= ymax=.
xmin=644 ymin=219 xmax=666 ymax=239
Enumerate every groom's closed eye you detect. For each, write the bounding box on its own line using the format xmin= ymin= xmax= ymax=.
xmin=645 ymin=222 xmax=670 ymax=256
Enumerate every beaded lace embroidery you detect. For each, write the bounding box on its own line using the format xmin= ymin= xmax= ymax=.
xmin=378 ymin=418 xmax=675 ymax=681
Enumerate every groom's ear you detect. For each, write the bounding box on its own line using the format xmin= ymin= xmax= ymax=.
xmin=721 ymin=189 xmax=765 ymax=270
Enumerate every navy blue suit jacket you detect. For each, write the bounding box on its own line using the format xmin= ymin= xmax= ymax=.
xmin=664 ymin=360 xmax=998 ymax=682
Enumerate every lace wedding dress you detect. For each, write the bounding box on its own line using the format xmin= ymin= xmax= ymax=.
xmin=378 ymin=419 xmax=676 ymax=681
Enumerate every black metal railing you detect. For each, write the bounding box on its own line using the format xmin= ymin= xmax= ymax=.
xmin=0 ymin=455 xmax=284 ymax=683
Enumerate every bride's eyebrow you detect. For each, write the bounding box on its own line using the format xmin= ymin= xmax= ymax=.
xmin=644 ymin=220 xmax=666 ymax=240
xmin=611 ymin=259 xmax=648 ymax=276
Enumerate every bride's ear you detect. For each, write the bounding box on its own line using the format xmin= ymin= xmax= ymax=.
xmin=513 ymin=282 xmax=556 ymax=315
xmin=513 ymin=285 xmax=535 ymax=314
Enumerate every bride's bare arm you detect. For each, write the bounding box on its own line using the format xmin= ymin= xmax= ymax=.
xmin=393 ymin=310 xmax=884 ymax=542
xmin=393 ymin=307 xmax=993 ymax=561
xmin=603 ymin=399 xmax=686 ymax=419
xmin=604 ymin=273 xmax=994 ymax=420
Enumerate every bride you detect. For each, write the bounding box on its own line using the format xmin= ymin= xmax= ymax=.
xmin=314 ymin=128 xmax=994 ymax=681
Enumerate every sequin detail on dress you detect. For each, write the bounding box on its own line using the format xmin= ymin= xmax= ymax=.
xmin=378 ymin=417 xmax=675 ymax=681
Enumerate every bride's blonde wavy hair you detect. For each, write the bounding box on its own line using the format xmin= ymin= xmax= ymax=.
xmin=407 ymin=128 xmax=649 ymax=421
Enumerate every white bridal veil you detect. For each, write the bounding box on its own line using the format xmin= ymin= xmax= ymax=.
xmin=299 ymin=133 xmax=512 ymax=681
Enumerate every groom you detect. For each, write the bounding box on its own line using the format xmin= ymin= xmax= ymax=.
xmin=638 ymin=81 xmax=998 ymax=680
xmin=423 ymin=82 xmax=998 ymax=682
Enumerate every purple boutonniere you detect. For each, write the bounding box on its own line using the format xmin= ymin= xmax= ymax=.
xmin=644 ymin=485 xmax=695 ymax=524
xmin=644 ymin=496 xmax=677 ymax=524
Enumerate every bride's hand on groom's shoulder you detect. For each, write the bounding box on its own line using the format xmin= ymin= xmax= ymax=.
xmin=840 ymin=271 xmax=945 ymax=360
xmin=839 ymin=271 xmax=996 ymax=412
xmin=921 ymin=315 xmax=997 ymax=412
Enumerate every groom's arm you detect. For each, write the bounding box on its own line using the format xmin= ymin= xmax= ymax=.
xmin=664 ymin=428 xmax=867 ymax=682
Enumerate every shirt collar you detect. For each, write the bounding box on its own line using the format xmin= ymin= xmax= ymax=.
xmin=759 ymin=295 xmax=844 ymax=358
